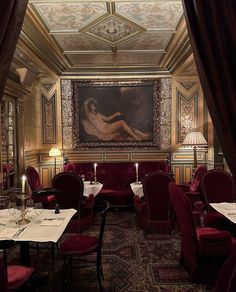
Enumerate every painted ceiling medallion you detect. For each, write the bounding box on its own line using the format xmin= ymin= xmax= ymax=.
xmin=81 ymin=15 xmax=145 ymax=46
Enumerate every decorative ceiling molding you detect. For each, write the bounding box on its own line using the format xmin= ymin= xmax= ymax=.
xmin=80 ymin=14 xmax=146 ymax=46
xmin=11 ymin=0 xmax=194 ymax=77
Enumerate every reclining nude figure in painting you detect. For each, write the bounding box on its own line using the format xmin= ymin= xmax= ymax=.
xmin=81 ymin=97 xmax=151 ymax=142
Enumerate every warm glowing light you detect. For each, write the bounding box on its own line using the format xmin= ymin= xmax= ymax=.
xmin=21 ymin=175 xmax=26 ymax=193
xmin=49 ymin=147 xmax=61 ymax=157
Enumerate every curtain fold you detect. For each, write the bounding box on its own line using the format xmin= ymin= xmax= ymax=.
xmin=182 ymin=0 xmax=236 ymax=179
xmin=0 ymin=0 xmax=29 ymax=102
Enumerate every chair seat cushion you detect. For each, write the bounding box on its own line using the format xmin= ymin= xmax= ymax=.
xmin=59 ymin=235 xmax=99 ymax=256
xmin=196 ymin=227 xmax=232 ymax=256
xmin=99 ymin=188 xmax=132 ymax=195
xmin=7 ymin=265 xmax=34 ymax=289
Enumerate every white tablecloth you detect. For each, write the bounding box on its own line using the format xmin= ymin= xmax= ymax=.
xmin=0 ymin=208 xmax=76 ymax=243
xmin=210 ymin=202 xmax=236 ymax=224
xmin=130 ymin=182 xmax=143 ymax=198
xmin=83 ymin=181 xmax=103 ymax=197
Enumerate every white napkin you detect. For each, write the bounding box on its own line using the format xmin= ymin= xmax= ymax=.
xmin=0 ymin=227 xmax=18 ymax=238
xmin=0 ymin=218 xmax=9 ymax=226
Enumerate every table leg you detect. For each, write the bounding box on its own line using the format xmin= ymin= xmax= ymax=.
xmin=19 ymin=241 xmax=30 ymax=266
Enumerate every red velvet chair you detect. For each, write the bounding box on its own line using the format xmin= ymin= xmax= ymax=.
xmin=169 ymin=182 xmax=236 ymax=285
xmin=179 ymin=164 xmax=207 ymax=205
xmin=0 ymin=240 xmax=34 ymax=291
xmin=213 ymin=251 xmax=236 ymax=292
xmin=134 ymin=171 xmax=175 ymax=234
xmin=198 ymin=169 xmax=236 ymax=231
xmin=59 ymin=201 xmax=110 ymax=291
xmin=26 ymin=166 xmax=56 ymax=208
xmin=202 ymin=169 xmax=235 ymax=205
xmin=64 ymin=162 xmax=81 ymax=173
xmin=52 ymin=172 xmax=95 ymax=233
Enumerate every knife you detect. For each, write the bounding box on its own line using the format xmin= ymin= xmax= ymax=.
xmin=14 ymin=227 xmax=26 ymax=237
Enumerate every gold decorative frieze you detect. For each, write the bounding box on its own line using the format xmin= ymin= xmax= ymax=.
xmin=40 ymin=81 xmax=57 ymax=144
xmin=177 ymin=90 xmax=197 ymax=142
xmin=105 ymin=153 xmax=130 ymax=161
xmin=131 ymin=152 xmax=169 ymax=161
xmin=172 ymin=78 xmax=204 ymax=146
xmin=179 ymin=81 xmax=195 ymax=90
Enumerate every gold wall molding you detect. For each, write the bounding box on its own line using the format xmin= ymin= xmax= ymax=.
xmin=63 ymin=150 xmax=170 ymax=163
xmin=172 ymin=77 xmax=204 ymax=146
xmin=40 ymin=81 xmax=57 ymax=144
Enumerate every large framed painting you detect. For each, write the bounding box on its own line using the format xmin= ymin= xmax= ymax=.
xmin=61 ymin=79 xmax=171 ymax=150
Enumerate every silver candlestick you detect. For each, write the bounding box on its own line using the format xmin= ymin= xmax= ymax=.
xmin=16 ymin=193 xmax=30 ymax=225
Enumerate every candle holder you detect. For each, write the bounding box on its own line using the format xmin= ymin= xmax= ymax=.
xmin=16 ymin=193 xmax=30 ymax=225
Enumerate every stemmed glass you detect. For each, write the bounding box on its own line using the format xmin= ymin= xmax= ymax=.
xmin=34 ymin=202 xmax=44 ymax=221
xmin=8 ymin=201 xmax=21 ymax=225
xmin=26 ymin=199 xmax=34 ymax=216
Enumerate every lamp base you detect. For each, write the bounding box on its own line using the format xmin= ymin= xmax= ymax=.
xmin=193 ymin=146 xmax=197 ymax=172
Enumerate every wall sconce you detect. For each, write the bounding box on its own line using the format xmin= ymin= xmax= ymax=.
xmin=49 ymin=147 xmax=61 ymax=176
xmin=182 ymin=129 xmax=208 ymax=171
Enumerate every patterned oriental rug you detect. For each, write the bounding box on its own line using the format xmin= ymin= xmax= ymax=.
xmin=8 ymin=210 xmax=211 ymax=292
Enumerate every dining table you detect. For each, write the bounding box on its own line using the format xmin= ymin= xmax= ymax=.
xmin=83 ymin=181 xmax=103 ymax=197
xmin=0 ymin=208 xmax=77 ymax=265
xmin=33 ymin=182 xmax=103 ymax=198
xmin=210 ymin=202 xmax=236 ymax=224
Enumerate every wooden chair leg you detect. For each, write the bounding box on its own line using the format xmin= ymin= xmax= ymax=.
xmin=96 ymin=254 xmax=104 ymax=292
xmin=96 ymin=263 xmax=103 ymax=292
xmin=51 ymin=243 xmax=55 ymax=271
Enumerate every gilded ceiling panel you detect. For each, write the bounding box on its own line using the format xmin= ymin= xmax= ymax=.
xmin=53 ymin=34 xmax=111 ymax=51
xmin=66 ymin=54 xmax=114 ymax=66
xmin=115 ymin=1 xmax=183 ymax=30
xmin=117 ymin=52 xmax=162 ymax=65
xmin=81 ymin=15 xmax=145 ymax=46
xmin=117 ymin=32 xmax=172 ymax=50
xmin=33 ymin=2 xmax=107 ymax=31
xmin=14 ymin=1 xmax=191 ymax=76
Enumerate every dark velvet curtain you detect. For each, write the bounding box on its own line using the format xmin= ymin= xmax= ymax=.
xmin=182 ymin=0 xmax=236 ymax=180
xmin=0 ymin=0 xmax=28 ymax=102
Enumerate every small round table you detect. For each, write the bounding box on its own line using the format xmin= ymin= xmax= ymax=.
xmin=83 ymin=181 xmax=103 ymax=197
xmin=130 ymin=182 xmax=143 ymax=198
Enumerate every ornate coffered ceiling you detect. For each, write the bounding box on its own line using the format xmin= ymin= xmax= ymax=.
xmin=12 ymin=0 xmax=197 ymax=78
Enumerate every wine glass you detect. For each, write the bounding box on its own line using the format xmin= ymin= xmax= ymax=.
xmin=81 ymin=174 xmax=85 ymax=181
xmin=8 ymin=201 xmax=16 ymax=216
xmin=8 ymin=201 xmax=20 ymax=225
xmin=26 ymin=199 xmax=34 ymax=215
xmin=34 ymin=202 xmax=44 ymax=217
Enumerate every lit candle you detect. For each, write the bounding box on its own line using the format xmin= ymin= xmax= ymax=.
xmin=21 ymin=175 xmax=26 ymax=193
xmin=94 ymin=163 xmax=97 ymax=181
xmin=135 ymin=163 xmax=139 ymax=183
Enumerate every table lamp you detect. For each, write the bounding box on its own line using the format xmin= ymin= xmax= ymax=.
xmin=49 ymin=147 xmax=61 ymax=176
xmin=182 ymin=129 xmax=207 ymax=171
